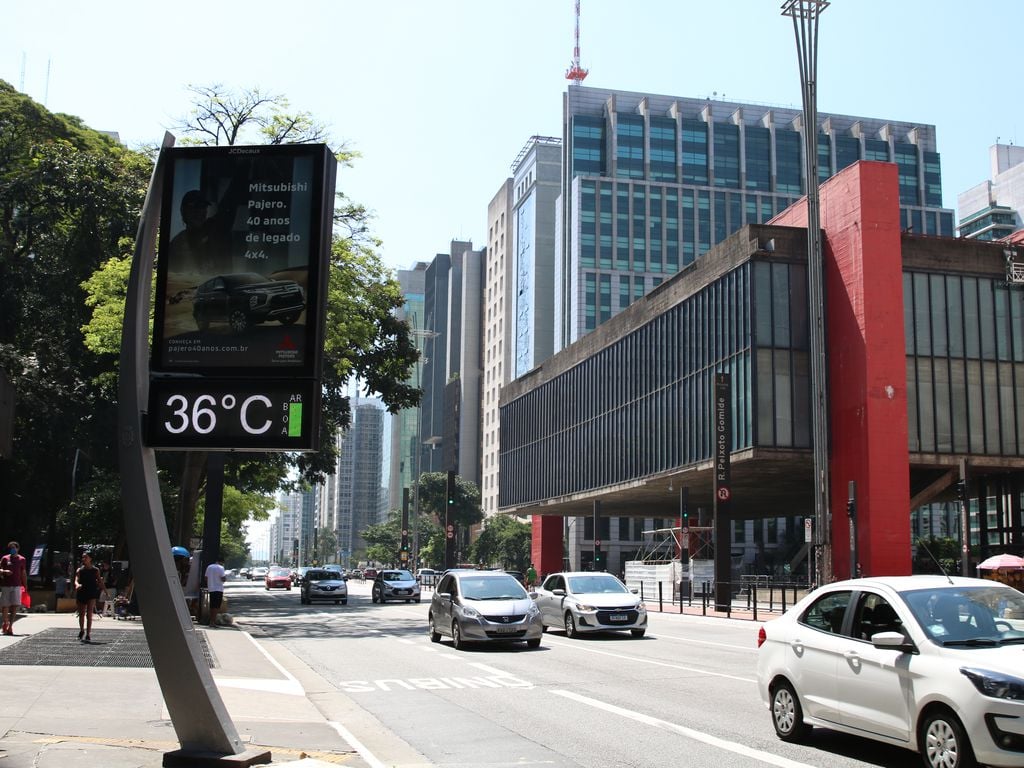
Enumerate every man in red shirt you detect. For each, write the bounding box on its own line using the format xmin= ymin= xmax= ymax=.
xmin=0 ymin=541 xmax=28 ymax=635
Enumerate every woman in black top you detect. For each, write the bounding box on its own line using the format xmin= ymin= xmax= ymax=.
xmin=75 ymin=552 xmax=102 ymax=642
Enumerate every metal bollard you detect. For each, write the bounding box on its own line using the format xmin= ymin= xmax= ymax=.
xmin=752 ymin=583 xmax=758 ymax=622
xmin=658 ymin=581 xmax=663 ymax=612
xmin=782 ymin=587 xmax=787 ymax=612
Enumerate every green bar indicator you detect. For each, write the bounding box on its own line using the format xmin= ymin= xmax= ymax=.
xmin=288 ymin=402 xmax=303 ymax=437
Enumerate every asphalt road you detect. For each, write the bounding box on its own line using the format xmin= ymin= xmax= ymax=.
xmin=226 ymin=577 xmax=916 ymax=768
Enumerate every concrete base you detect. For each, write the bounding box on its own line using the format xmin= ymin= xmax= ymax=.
xmin=162 ymin=747 xmax=271 ymax=767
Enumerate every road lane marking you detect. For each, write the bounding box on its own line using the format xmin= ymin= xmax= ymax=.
xmin=648 ymin=632 xmax=755 ymax=651
xmin=542 ymin=637 xmax=756 ymax=683
xmin=551 ymin=690 xmax=817 ymax=768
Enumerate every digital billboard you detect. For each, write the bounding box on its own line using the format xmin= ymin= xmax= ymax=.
xmin=152 ymin=144 xmax=336 ymax=377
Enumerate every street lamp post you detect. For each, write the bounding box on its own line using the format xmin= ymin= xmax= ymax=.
xmin=781 ymin=0 xmax=831 ymax=586
xmin=409 ymin=320 xmax=439 ymax=569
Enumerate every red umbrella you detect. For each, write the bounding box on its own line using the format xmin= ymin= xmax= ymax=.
xmin=977 ymin=553 xmax=1024 ymax=571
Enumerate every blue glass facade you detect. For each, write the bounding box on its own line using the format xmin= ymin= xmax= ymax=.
xmin=559 ymin=87 xmax=956 ymax=350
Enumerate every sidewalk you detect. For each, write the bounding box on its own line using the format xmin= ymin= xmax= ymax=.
xmin=0 ymin=607 xmax=376 ymax=768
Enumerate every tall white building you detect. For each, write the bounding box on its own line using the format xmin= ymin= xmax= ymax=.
xmin=958 ymin=144 xmax=1024 ymax=240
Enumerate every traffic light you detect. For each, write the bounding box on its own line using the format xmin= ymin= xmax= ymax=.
xmin=956 ymin=479 xmax=967 ymax=504
xmin=446 ymin=470 xmax=456 ymax=506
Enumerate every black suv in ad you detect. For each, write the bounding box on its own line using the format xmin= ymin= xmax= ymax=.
xmin=192 ymin=272 xmax=305 ymax=334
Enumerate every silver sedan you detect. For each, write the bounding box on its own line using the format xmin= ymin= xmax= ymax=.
xmin=535 ymin=572 xmax=647 ymax=638
xmin=428 ymin=571 xmax=543 ymax=650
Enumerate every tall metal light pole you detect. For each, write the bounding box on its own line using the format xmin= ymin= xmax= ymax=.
xmin=781 ymin=0 xmax=831 ymax=586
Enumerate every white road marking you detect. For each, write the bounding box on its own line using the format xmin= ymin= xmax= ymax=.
xmin=542 ymin=636 xmax=756 ymax=683
xmin=649 ymin=632 xmax=756 ymax=651
xmin=327 ymin=720 xmax=389 ymax=768
xmin=552 ymin=690 xmax=818 ymax=768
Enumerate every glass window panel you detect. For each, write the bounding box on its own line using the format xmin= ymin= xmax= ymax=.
xmin=774 ymin=349 xmax=793 ymax=446
xmin=947 ymin=276 xmax=964 ymax=357
xmin=757 ymin=348 xmax=775 ymax=445
xmin=917 ymin=358 xmax=935 ymax=452
xmin=967 ymin=360 xmax=984 ymax=452
xmin=964 ymin=278 xmax=980 ymax=358
xmin=979 ymin=279 xmax=996 ymax=360
xmin=999 ymin=363 xmax=1017 ymax=455
xmin=906 ymin=358 xmax=920 ymax=452
xmin=983 ymin=362 xmax=1000 ymax=454
xmin=913 ymin=273 xmax=931 ymax=356
xmin=772 ymin=263 xmax=791 ymax=347
xmin=930 ymin=275 xmax=947 ymax=356
xmin=776 ymin=130 xmax=803 ymax=194
xmin=950 ymin=359 xmax=968 ymax=453
xmin=934 ymin=358 xmax=951 ymax=452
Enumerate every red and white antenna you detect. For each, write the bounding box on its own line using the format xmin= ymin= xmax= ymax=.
xmin=565 ymin=0 xmax=589 ymax=84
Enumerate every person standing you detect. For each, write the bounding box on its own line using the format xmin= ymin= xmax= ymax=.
xmin=0 ymin=542 xmax=28 ymax=636
xmin=74 ymin=552 xmax=102 ymax=642
xmin=525 ymin=563 xmax=538 ymax=590
xmin=204 ymin=557 xmax=226 ymax=627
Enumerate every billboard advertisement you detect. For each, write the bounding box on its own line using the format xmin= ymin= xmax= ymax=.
xmin=152 ymin=144 xmax=336 ymax=377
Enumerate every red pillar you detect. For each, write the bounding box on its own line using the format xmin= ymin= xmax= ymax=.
xmin=531 ymin=515 xmax=563 ymax=580
xmin=771 ymin=161 xmax=912 ymax=579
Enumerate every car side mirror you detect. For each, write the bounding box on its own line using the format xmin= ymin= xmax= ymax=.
xmin=629 ymin=587 xmax=639 ymax=594
xmin=436 ymin=592 xmax=451 ymax=600
xmin=871 ymin=631 xmax=917 ymax=654
xmin=553 ymin=588 xmax=566 ymax=597
xmin=528 ymin=591 xmax=539 ymax=600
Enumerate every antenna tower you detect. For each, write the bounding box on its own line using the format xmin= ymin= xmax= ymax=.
xmin=565 ymin=0 xmax=589 ymax=84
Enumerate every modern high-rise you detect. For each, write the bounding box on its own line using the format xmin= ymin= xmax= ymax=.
xmin=319 ymin=399 xmax=385 ymax=566
xmin=556 ymin=85 xmax=954 ymax=351
xmin=482 ymin=137 xmax=562 ymax=516
xmin=958 ymin=144 xmax=1024 ymax=241
xmin=417 ymin=241 xmax=485 ymax=485
xmin=389 ymin=263 xmax=428 ymax=512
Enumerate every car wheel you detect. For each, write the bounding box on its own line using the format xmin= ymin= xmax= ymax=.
xmin=920 ymin=708 xmax=977 ymax=768
xmin=414 ymin=597 xmax=421 ymax=603
xmin=371 ymin=590 xmax=378 ymax=604
xmin=429 ymin=615 xmax=441 ymax=643
xmin=770 ymin=680 xmax=809 ymax=743
xmin=564 ymin=612 xmax=578 ymax=638
xmin=541 ymin=624 xmax=548 ymax=633
xmin=300 ymin=596 xmax=308 ymax=605
xmin=526 ymin=638 xmax=541 ymax=649
xmin=264 ymin=586 xmax=269 ymax=591
xmin=279 ymin=313 xmax=300 ymax=325
xmin=405 ymin=599 xmax=411 ymax=604
xmin=228 ymin=309 xmax=249 ymax=334
xmin=630 ymin=628 xmax=646 ymax=638
xmin=452 ymin=621 xmax=465 ymax=650
xmin=286 ymin=587 xmax=291 ymax=591
xmin=341 ymin=599 xmax=347 ymax=605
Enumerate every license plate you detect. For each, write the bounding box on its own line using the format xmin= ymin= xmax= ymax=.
xmin=399 ymin=589 xmax=411 ymax=595
xmin=492 ymin=624 xmax=518 ymax=633
xmin=609 ymin=614 xmax=628 ymax=621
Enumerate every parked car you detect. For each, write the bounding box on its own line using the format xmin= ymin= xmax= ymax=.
xmin=428 ymin=570 xmax=543 ymax=650
xmin=372 ymin=569 xmax=421 ymax=604
xmin=264 ymin=567 xmax=292 ymax=591
xmin=192 ymin=272 xmax=305 ymax=334
xmin=300 ymin=569 xmax=349 ymax=605
xmin=416 ymin=568 xmax=437 ymax=586
xmin=502 ymin=570 xmax=526 ymax=587
xmin=250 ymin=567 xmax=268 ymax=581
xmin=758 ymin=575 xmax=1024 ymax=768
xmin=534 ymin=572 xmax=647 ymax=638
xmin=238 ymin=568 xmax=250 ymax=580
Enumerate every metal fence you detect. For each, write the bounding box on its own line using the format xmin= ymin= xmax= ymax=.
xmin=638 ymin=577 xmax=812 ymax=620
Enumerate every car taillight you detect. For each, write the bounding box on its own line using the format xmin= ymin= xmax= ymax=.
xmin=757 ymin=626 xmax=767 ymax=648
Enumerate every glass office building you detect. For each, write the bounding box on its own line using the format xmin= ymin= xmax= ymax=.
xmin=556 ymin=86 xmax=954 ymax=350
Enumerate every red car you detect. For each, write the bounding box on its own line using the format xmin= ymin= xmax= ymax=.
xmin=363 ymin=568 xmax=378 ymax=580
xmin=265 ymin=567 xmax=292 ymax=591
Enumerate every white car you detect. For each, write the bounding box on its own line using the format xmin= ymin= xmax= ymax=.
xmin=534 ymin=572 xmax=647 ymax=638
xmin=757 ymin=575 xmax=1024 ymax=768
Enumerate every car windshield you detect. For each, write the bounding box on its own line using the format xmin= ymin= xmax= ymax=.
xmin=307 ymin=571 xmax=335 ymax=581
xmin=383 ymin=571 xmax=413 ymax=582
xmin=567 ymin=574 xmax=629 ymax=594
xmin=460 ymin=576 xmax=526 ymax=600
xmin=903 ymin=585 xmax=1024 ymax=646
xmin=224 ymin=273 xmax=270 ymax=287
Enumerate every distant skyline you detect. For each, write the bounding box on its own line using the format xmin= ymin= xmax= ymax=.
xmin=5 ymin=1 xmax=1024 ymax=273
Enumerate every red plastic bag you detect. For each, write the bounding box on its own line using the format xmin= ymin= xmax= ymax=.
xmin=20 ymin=587 xmax=30 ymax=609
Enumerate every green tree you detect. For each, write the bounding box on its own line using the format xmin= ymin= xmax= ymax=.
xmin=313 ymin=526 xmax=337 ymax=565
xmin=195 ymin=485 xmax=274 ymax=570
xmin=0 ymin=80 xmax=151 ymax=558
xmin=470 ymin=515 xmax=531 ymax=571
xmin=362 ymin=512 xmax=402 ymax=566
xmin=80 ymin=84 xmax=420 ymax=546
xmin=416 ymin=472 xmax=483 ymax=530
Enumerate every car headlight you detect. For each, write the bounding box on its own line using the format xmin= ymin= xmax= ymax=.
xmin=526 ymin=603 xmax=540 ymax=617
xmin=460 ymin=605 xmax=481 ymax=619
xmin=636 ymin=602 xmax=647 ymax=612
xmin=575 ymin=603 xmax=598 ymax=612
xmin=962 ymin=667 xmax=1024 ymax=700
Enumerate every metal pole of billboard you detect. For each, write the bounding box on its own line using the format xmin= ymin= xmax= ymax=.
xmin=118 ymin=133 xmax=268 ymax=765
xmin=782 ymin=0 xmax=832 ymax=587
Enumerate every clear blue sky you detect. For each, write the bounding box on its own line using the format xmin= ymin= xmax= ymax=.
xmin=5 ymin=1 xmax=1022 ymax=272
